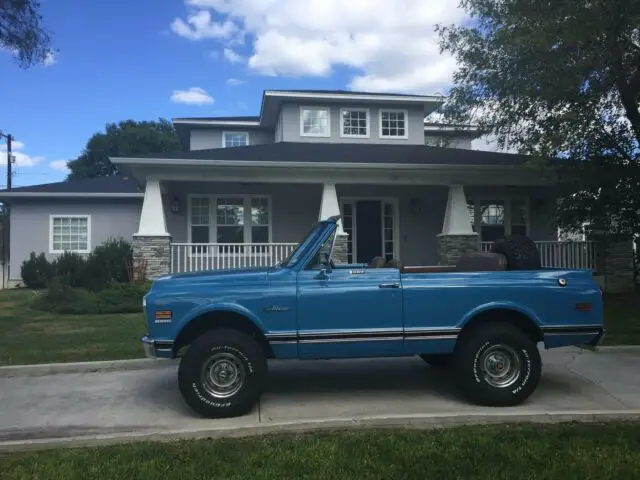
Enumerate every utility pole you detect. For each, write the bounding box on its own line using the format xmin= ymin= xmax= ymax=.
xmin=6 ymin=133 xmax=11 ymax=191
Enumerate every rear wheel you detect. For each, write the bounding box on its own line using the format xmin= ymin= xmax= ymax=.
xmin=453 ymin=322 xmax=541 ymax=406
xmin=178 ymin=328 xmax=267 ymax=418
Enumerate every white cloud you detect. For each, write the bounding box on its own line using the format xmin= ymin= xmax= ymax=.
xmin=170 ymin=10 xmax=242 ymax=41
xmin=49 ymin=160 xmax=70 ymax=172
xmin=0 ymin=140 xmax=44 ymax=167
xmin=170 ymin=87 xmax=215 ymax=105
xmin=172 ymin=0 xmax=468 ymax=93
xmin=223 ymin=47 xmax=245 ymax=64
xmin=43 ymin=51 xmax=56 ymax=66
xmin=226 ymin=77 xmax=246 ymax=86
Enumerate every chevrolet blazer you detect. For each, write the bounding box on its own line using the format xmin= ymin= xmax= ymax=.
xmin=141 ymin=215 xmax=605 ymax=418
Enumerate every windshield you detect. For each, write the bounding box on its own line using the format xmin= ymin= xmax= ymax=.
xmin=279 ymin=222 xmax=330 ymax=268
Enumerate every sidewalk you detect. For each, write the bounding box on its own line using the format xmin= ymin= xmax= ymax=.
xmin=1 ymin=347 xmax=639 ymax=451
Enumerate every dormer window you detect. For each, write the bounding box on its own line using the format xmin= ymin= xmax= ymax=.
xmin=223 ymin=131 xmax=249 ymax=147
xmin=300 ymin=106 xmax=330 ymax=137
xmin=379 ymin=109 xmax=408 ymax=139
xmin=340 ymin=108 xmax=369 ymax=138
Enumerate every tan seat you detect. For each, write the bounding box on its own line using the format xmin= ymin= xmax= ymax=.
xmin=455 ymin=252 xmax=507 ymax=272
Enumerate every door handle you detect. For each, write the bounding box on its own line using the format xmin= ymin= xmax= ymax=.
xmin=379 ymin=283 xmax=400 ymax=289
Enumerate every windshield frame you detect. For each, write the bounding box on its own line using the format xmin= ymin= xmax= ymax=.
xmin=278 ymin=221 xmax=334 ymax=269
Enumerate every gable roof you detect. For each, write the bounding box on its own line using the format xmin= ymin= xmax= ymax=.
xmin=0 ymin=176 xmax=143 ymax=199
xmin=114 ymin=141 xmax=529 ymax=167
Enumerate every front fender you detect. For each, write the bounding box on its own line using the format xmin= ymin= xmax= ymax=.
xmin=457 ymin=300 xmax=542 ymax=329
xmin=175 ymin=302 xmax=267 ymax=337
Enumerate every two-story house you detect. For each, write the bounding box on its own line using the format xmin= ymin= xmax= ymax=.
xmin=0 ymin=89 xmax=596 ymax=287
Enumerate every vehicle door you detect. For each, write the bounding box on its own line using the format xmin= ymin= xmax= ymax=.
xmin=296 ymin=231 xmax=403 ymax=358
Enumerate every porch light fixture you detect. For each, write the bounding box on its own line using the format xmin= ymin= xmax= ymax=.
xmin=170 ymin=196 xmax=181 ymax=213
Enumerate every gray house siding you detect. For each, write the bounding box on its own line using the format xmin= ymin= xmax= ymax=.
xmin=9 ymin=199 xmax=141 ymax=282
xmin=190 ymin=128 xmax=274 ymax=151
xmin=279 ymin=102 xmax=426 ymax=145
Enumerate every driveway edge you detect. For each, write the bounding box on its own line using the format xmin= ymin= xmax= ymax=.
xmin=0 ymin=358 xmax=177 ymax=377
xmin=2 ymin=410 xmax=640 ymax=453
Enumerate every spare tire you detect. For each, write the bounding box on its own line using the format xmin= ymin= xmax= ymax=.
xmin=490 ymin=235 xmax=541 ymax=270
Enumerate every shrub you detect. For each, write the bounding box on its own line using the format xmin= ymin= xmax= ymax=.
xmin=53 ymin=251 xmax=86 ymax=287
xmin=21 ymin=252 xmax=55 ymax=289
xmin=32 ymin=279 xmax=150 ymax=314
xmin=82 ymin=237 xmax=133 ymax=291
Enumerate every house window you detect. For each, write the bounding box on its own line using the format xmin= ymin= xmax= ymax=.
xmin=189 ymin=195 xmax=271 ymax=246
xmin=222 ymin=132 xmax=249 ymax=147
xmin=341 ymin=108 xmax=369 ymax=137
xmin=50 ymin=215 xmax=90 ymax=253
xmin=379 ymin=109 xmax=408 ymax=138
xmin=300 ymin=107 xmax=330 ymax=137
xmin=467 ymin=197 xmax=529 ymax=241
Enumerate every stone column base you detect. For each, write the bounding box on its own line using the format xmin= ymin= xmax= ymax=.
xmin=436 ymin=233 xmax=479 ymax=266
xmin=332 ymin=233 xmax=350 ymax=265
xmin=132 ymin=235 xmax=171 ymax=280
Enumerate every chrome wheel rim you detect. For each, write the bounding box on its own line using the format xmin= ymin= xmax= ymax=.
xmin=200 ymin=352 xmax=246 ymax=398
xmin=479 ymin=344 xmax=521 ymax=388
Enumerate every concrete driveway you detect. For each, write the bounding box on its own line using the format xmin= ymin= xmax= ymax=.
xmin=1 ymin=346 xmax=639 ymax=450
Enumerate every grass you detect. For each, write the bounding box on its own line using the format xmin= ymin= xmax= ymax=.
xmin=0 ymin=288 xmax=637 ymax=367
xmin=0 ymin=289 xmax=146 ymax=366
xmin=602 ymin=293 xmax=640 ymax=345
xmin=1 ymin=422 xmax=640 ymax=479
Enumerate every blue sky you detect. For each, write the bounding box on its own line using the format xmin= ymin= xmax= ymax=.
xmin=0 ymin=0 xmax=468 ymax=188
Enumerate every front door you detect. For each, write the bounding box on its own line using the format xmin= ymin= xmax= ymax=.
xmin=341 ymin=199 xmax=398 ymax=264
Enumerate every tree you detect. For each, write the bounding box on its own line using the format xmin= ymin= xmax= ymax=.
xmin=437 ymin=0 xmax=640 ymax=238
xmin=66 ymin=119 xmax=181 ymax=180
xmin=1 ymin=0 xmax=51 ymax=68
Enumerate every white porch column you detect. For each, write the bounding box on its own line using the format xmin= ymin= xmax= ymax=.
xmin=436 ymin=185 xmax=478 ymax=265
xmin=135 ymin=178 xmax=169 ymax=236
xmin=319 ymin=182 xmax=349 ymax=264
xmin=132 ymin=178 xmax=171 ymax=279
xmin=319 ymin=182 xmax=345 ymax=234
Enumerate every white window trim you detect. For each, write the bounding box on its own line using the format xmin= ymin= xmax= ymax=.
xmin=378 ymin=108 xmax=409 ymax=139
xmin=339 ymin=107 xmax=370 ymax=138
xmin=49 ymin=214 xmax=91 ymax=254
xmin=187 ymin=194 xmax=273 ymax=248
xmin=468 ymin=196 xmax=531 ymax=241
xmin=299 ymin=105 xmax=331 ymax=138
xmin=222 ymin=131 xmax=250 ymax=148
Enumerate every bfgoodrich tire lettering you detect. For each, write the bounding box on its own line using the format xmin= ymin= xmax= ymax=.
xmin=178 ymin=328 xmax=267 ymax=418
xmin=454 ymin=322 xmax=541 ymax=406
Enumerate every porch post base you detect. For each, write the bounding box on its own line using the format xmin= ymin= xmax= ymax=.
xmin=132 ymin=235 xmax=171 ymax=280
xmin=332 ymin=233 xmax=350 ymax=265
xmin=436 ymin=233 xmax=479 ymax=266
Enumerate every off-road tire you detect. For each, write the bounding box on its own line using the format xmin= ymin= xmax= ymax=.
xmin=491 ymin=235 xmax=541 ymax=270
xmin=419 ymin=353 xmax=453 ymax=369
xmin=178 ymin=328 xmax=267 ymax=418
xmin=453 ymin=322 xmax=541 ymax=407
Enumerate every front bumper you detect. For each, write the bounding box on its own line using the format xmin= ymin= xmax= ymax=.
xmin=141 ymin=336 xmax=175 ymax=359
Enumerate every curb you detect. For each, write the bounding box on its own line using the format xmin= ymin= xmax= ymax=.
xmin=2 ymin=410 xmax=640 ymax=453
xmin=0 ymin=358 xmax=177 ymax=378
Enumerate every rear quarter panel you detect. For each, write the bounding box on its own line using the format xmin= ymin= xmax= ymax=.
xmin=400 ymin=269 xmax=603 ymax=353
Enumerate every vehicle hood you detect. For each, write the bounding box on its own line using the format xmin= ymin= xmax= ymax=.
xmin=152 ymin=266 xmax=275 ymax=289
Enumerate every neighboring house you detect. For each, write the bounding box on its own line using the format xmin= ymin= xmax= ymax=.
xmin=0 ymin=89 xmax=597 ymax=286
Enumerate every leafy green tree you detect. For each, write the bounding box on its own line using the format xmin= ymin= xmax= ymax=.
xmin=437 ymin=0 xmax=640 ymax=237
xmin=66 ymin=119 xmax=181 ymax=180
xmin=1 ymin=0 xmax=51 ymax=68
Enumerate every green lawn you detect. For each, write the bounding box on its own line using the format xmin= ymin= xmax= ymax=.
xmin=0 ymin=289 xmax=146 ymax=366
xmin=0 ymin=288 xmax=637 ymax=367
xmin=1 ymin=423 xmax=640 ymax=479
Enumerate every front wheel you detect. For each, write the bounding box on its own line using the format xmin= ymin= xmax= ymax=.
xmin=453 ymin=322 xmax=541 ymax=406
xmin=178 ymin=329 xmax=268 ymax=418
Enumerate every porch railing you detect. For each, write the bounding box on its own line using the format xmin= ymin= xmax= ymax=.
xmin=170 ymin=243 xmax=298 ymax=273
xmin=480 ymin=240 xmax=597 ymax=271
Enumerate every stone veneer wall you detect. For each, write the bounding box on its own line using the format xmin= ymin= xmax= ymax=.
xmin=132 ymin=235 xmax=171 ymax=279
xmin=437 ymin=234 xmax=479 ymax=266
xmin=596 ymin=239 xmax=635 ymax=293
xmin=332 ymin=233 xmax=350 ymax=265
